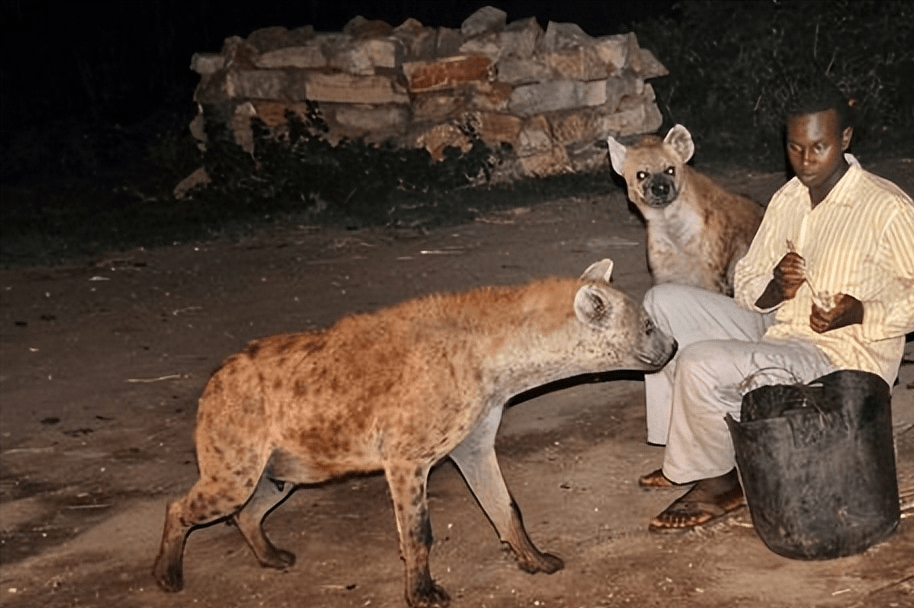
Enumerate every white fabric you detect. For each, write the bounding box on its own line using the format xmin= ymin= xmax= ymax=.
xmin=643 ymin=285 xmax=773 ymax=445
xmin=643 ymin=284 xmax=837 ymax=483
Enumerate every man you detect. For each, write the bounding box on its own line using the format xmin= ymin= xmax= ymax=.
xmin=639 ymin=76 xmax=914 ymax=532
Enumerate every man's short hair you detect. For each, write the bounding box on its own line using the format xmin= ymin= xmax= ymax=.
xmin=784 ymin=74 xmax=855 ymax=131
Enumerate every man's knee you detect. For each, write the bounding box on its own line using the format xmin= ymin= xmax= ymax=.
xmin=643 ymin=284 xmax=676 ymax=311
xmin=677 ymin=341 xmax=735 ymax=376
xmin=674 ymin=341 xmax=747 ymax=414
xmin=643 ymin=284 xmax=684 ymax=331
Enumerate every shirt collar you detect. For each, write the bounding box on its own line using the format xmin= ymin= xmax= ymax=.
xmin=817 ymin=153 xmax=861 ymax=208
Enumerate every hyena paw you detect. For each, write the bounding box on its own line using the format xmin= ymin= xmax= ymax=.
xmin=539 ymin=552 xmax=564 ymax=574
xmin=260 ymin=548 xmax=296 ymax=569
xmin=518 ymin=551 xmax=564 ymax=575
xmin=153 ymin=561 xmax=184 ymax=593
xmin=408 ymin=579 xmax=450 ymax=608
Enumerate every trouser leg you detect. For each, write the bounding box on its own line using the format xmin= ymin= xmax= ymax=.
xmin=642 ymin=284 xmax=772 ymax=445
xmin=662 ymin=337 xmax=836 ymax=483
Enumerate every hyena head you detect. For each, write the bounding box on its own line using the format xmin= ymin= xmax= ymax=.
xmin=574 ymin=259 xmax=677 ymax=372
xmin=607 ymin=124 xmax=696 ymax=209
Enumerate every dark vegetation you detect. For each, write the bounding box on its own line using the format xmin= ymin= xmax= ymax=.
xmin=195 ymin=104 xmax=508 ymax=229
xmin=637 ymin=0 xmax=914 ymax=166
xmin=1 ymin=1 xmax=911 ymax=265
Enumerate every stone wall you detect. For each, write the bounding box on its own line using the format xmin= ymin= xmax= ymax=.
xmin=184 ymin=5 xmax=667 ymax=188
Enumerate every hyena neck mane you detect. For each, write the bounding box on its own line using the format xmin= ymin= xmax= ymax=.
xmin=385 ymin=278 xmax=601 ymax=395
xmin=681 ymin=166 xmax=730 ymax=199
xmin=439 ymin=278 xmax=617 ymax=396
xmin=402 ymin=277 xmax=579 ymax=334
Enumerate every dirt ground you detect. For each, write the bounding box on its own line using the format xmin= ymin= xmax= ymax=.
xmin=1 ymin=160 xmax=913 ymax=608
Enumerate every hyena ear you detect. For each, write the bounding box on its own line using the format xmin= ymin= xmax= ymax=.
xmin=664 ymin=124 xmax=695 ymax=163
xmin=580 ymin=258 xmax=614 ymax=284
xmin=574 ymin=285 xmax=616 ymax=326
xmin=606 ymin=135 xmax=627 ymax=174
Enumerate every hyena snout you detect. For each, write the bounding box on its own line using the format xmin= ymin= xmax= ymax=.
xmin=643 ymin=175 xmax=678 ymax=207
xmin=637 ymin=326 xmax=677 ymax=370
xmin=663 ymin=338 xmax=678 ymax=365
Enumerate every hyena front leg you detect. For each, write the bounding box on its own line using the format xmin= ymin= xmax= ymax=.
xmin=384 ymin=460 xmax=449 ymax=608
xmin=448 ymin=408 xmax=563 ymax=574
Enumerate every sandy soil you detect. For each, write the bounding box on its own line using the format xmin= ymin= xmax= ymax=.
xmin=1 ymin=160 xmax=912 ymax=608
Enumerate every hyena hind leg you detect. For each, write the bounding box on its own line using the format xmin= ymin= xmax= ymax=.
xmin=234 ymin=471 xmax=296 ymax=569
xmin=153 ymin=473 xmax=262 ymax=592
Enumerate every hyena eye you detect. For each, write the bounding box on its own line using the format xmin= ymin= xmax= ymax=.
xmin=636 ymin=171 xmax=648 ymax=181
xmin=644 ymin=318 xmax=656 ymax=335
xmin=664 ymin=166 xmax=675 ymax=176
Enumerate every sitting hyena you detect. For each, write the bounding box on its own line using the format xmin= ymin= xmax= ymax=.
xmin=152 ymin=259 xmax=677 ymax=608
xmin=607 ymin=124 xmax=765 ymax=296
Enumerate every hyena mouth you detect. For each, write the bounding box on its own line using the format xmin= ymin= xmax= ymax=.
xmin=638 ymin=339 xmax=677 ymax=369
xmin=642 ymin=176 xmax=678 ymax=207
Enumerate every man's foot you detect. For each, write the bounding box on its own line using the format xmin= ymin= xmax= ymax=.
xmin=648 ymin=469 xmax=745 ymax=533
xmin=638 ymin=468 xmax=691 ymax=489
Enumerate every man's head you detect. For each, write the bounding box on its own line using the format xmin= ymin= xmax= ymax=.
xmin=783 ymin=76 xmax=855 ymax=204
xmin=784 ymin=75 xmax=855 ymax=133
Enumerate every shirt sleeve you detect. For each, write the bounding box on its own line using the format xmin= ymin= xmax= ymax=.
xmin=859 ymin=199 xmax=914 ymax=340
xmin=734 ymin=185 xmax=796 ymax=312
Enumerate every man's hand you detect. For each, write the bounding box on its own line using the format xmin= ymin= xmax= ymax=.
xmin=773 ymin=252 xmax=808 ymax=299
xmin=810 ymin=293 xmax=864 ymax=333
xmin=755 ymin=252 xmax=807 ymax=309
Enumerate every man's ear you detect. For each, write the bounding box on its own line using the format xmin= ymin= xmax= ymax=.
xmin=841 ymin=126 xmax=853 ymax=151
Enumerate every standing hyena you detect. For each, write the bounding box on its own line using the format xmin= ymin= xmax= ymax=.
xmin=607 ymin=124 xmax=765 ymax=296
xmin=153 ymin=259 xmax=677 ymax=608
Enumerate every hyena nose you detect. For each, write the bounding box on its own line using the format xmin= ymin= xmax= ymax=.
xmin=658 ymin=339 xmax=678 ymax=367
xmin=651 ymin=182 xmax=670 ymax=197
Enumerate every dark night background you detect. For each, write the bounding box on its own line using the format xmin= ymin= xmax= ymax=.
xmin=0 ymin=1 xmax=675 ymax=137
xmin=1 ymin=1 xmax=910 ymax=263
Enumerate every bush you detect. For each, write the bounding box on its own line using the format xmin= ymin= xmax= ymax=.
xmin=189 ymin=105 xmax=500 ymax=228
xmin=634 ymin=0 xmax=914 ymax=166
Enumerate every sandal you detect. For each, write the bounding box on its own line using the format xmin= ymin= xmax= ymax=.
xmin=648 ymin=481 xmax=745 ymax=533
xmin=638 ymin=468 xmax=690 ymax=489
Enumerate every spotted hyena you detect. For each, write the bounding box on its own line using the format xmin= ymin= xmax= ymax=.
xmin=607 ymin=124 xmax=765 ymax=296
xmin=152 ymin=259 xmax=677 ymax=608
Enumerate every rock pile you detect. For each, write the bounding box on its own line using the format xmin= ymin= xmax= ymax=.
xmin=184 ymin=5 xmax=667 ymax=187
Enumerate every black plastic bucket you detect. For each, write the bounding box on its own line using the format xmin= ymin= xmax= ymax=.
xmin=726 ymin=369 xmax=899 ymax=560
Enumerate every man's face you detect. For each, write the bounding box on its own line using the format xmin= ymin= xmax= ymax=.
xmin=785 ymin=108 xmax=852 ymax=199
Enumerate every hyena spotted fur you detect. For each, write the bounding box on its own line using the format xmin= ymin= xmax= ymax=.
xmin=153 ymin=259 xmax=677 ymax=608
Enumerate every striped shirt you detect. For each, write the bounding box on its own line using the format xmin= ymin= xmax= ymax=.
xmin=734 ymin=156 xmax=914 ymax=386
